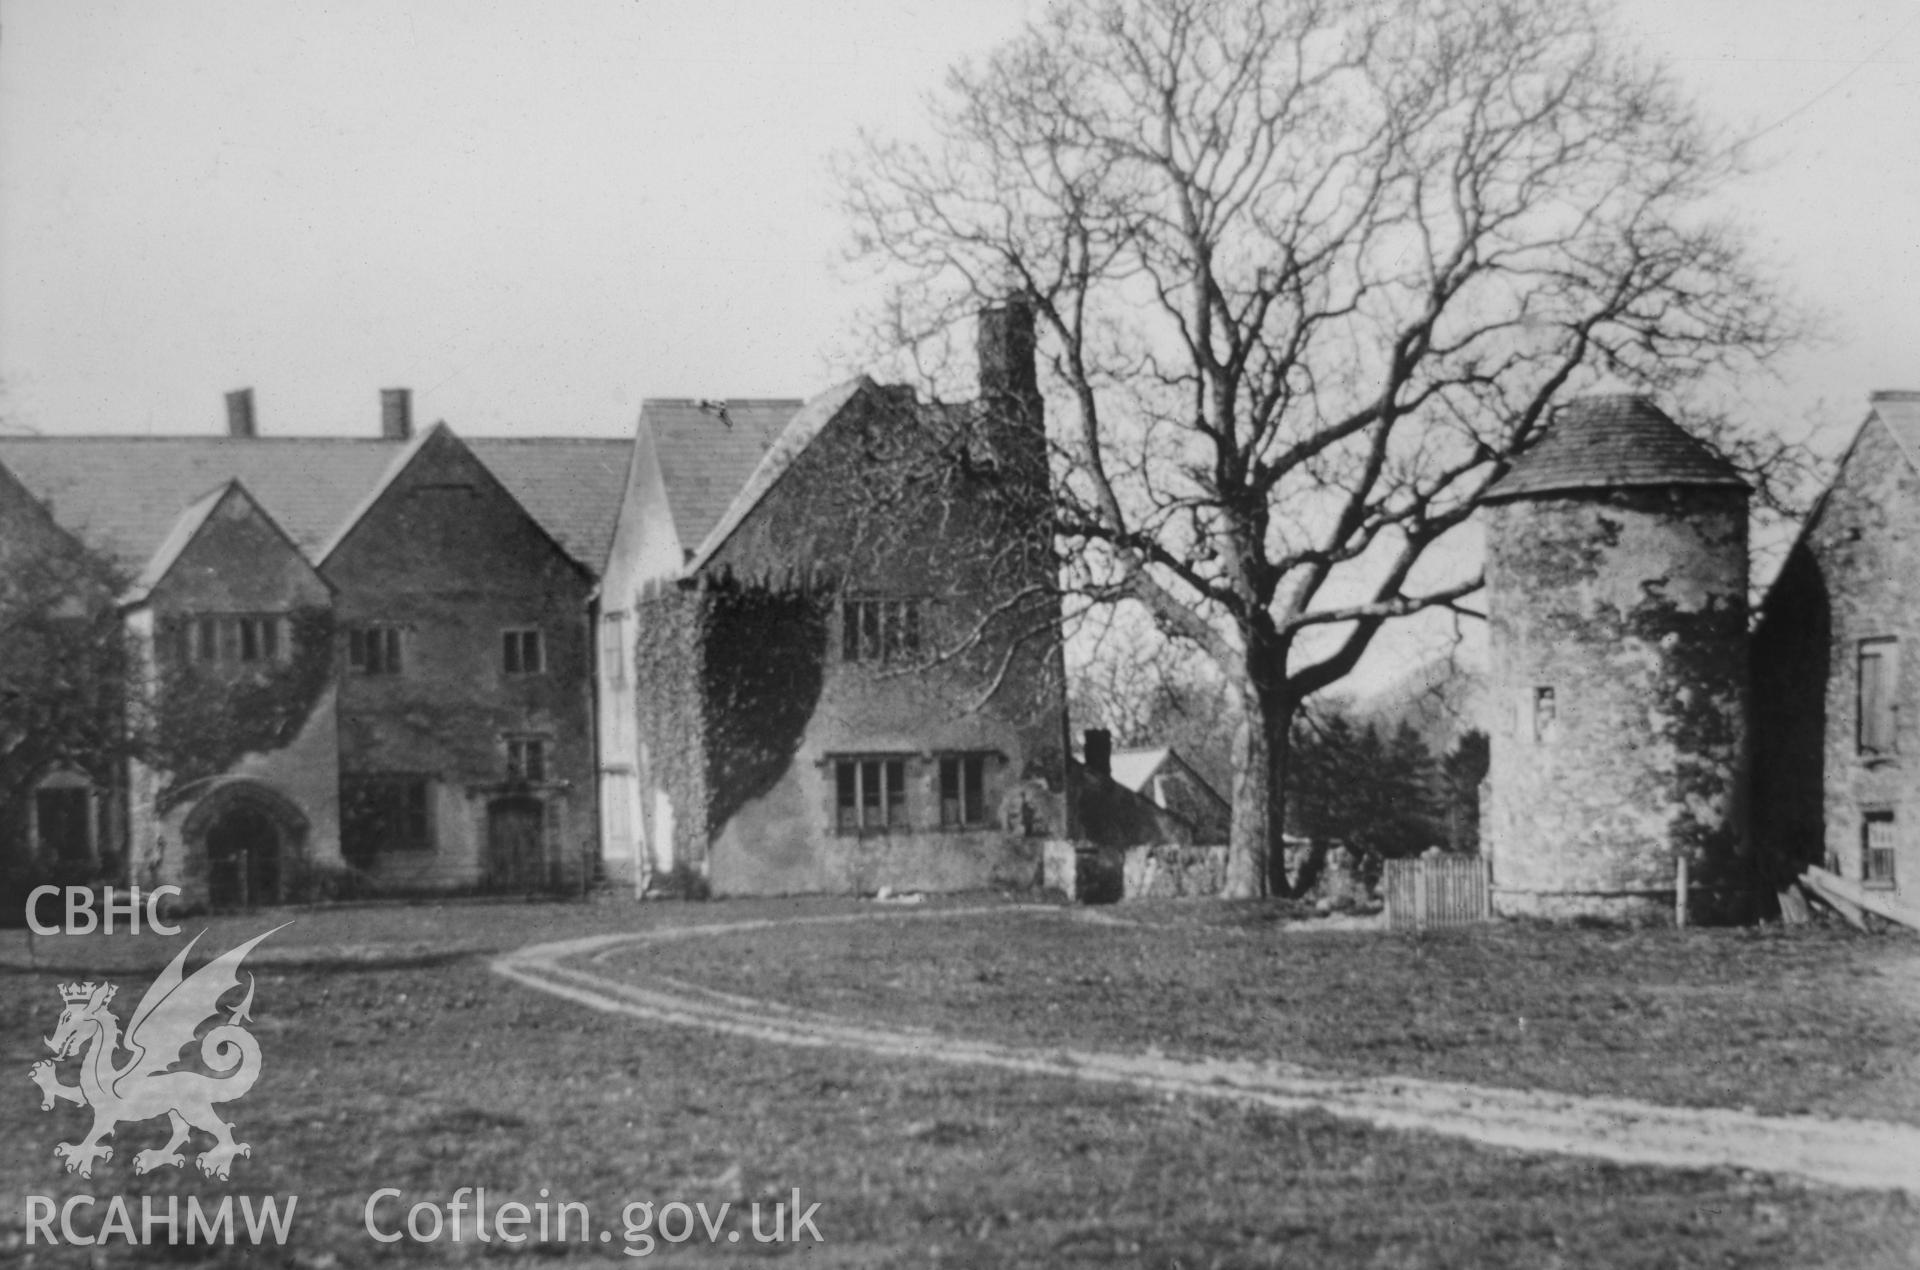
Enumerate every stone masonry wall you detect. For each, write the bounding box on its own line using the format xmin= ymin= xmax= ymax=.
xmin=630 ymin=580 xmax=710 ymax=888
xmin=140 ymin=490 xmax=341 ymax=906
xmin=694 ymin=381 xmax=1064 ymax=896
xmin=1774 ymin=418 xmax=1920 ymax=901
xmin=1485 ymin=486 xmax=1750 ymax=920
xmin=325 ymin=430 xmax=596 ymax=892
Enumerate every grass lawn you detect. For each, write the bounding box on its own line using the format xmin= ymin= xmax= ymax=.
xmin=618 ymin=903 xmax=1920 ymax=1127
xmin=2 ymin=896 xmax=1917 ymax=1267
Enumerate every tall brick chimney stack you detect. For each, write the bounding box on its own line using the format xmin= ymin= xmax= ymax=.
xmin=977 ymin=299 xmax=1039 ymax=421
xmin=1084 ymin=728 xmax=1112 ymax=780
xmin=976 ymin=298 xmax=1046 ymax=496
xmin=225 ymin=388 xmax=257 ymax=438
xmin=381 ymin=388 xmax=413 ymax=441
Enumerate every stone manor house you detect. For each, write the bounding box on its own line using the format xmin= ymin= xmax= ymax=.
xmin=0 ymin=307 xmax=1067 ymax=906
xmin=4 ymin=306 xmax=1917 ymax=915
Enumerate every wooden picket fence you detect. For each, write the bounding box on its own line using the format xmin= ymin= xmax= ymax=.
xmin=1385 ymin=854 xmax=1491 ymax=930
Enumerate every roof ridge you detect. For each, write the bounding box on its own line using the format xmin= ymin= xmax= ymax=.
xmin=314 ymin=424 xmax=446 ymax=565
xmin=640 ymin=396 xmax=806 ymax=406
xmin=0 ymin=434 xmax=401 ymax=444
xmin=467 ymin=435 xmax=631 ymax=444
xmin=0 ymin=433 xmax=633 ymax=444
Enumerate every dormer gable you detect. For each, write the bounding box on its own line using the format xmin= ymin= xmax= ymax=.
xmin=123 ymin=479 xmax=331 ymax=613
xmin=318 ymin=421 xmax=592 ymax=590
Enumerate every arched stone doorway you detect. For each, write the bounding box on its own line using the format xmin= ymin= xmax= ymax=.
xmin=183 ymin=781 xmax=308 ymax=909
xmin=206 ymin=807 xmax=280 ymax=909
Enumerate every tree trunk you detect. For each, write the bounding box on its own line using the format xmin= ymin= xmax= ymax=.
xmin=1222 ymin=704 xmax=1271 ymax=899
xmin=1266 ymin=720 xmax=1306 ymax=898
xmin=1222 ymin=680 xmax=1296 ymax=900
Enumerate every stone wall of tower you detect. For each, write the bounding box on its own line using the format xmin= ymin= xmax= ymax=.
xmin=1485 ymin=485 xmax=1750 ymax=921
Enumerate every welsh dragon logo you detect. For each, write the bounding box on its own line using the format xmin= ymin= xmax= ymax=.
xmin=27 ymin=925 xmax=286 ymax=1180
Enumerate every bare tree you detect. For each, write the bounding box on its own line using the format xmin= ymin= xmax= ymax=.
xmin=841 ymin=0 xmax=1795 ymax=895
xmin=1068 ymin=608 xmax=1235 ymax=794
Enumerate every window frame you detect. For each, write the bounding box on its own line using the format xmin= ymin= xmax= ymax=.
xmin=503 ymin=627 xmax=546 ymax=676
xmin=191 ymin=616 xmax=220 ymax=664
xmin=600 ymin=612 xmax=627 ymax=687
xmin=1858 ymin=637 xmax=1899 ymax=756
xmin=341 ymin=774 xmax=434 ymax=858
xmin=347 ymin=624 xmax=405 ymax=676
xmin=1863 ymin=808 xmax=1898 ymax=890
xmin=181 ymin=613 xmax=289 ymax=666
xmin=1531 ymin=686 xmax=1558 ymax=744
xmin=506 ymin=735 xmax=550 ymax=784
xmin=938 ymin=753 xmax=991 ymax=829
xmin=840 ymin=597 xmax=925 ymax=665
xmin=236 ymin=615 xmax=282 ymax=663
xmin=832 ymin=755 xmax=910 ymax=834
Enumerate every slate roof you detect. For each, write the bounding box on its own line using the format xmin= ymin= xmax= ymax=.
xmin=313 ymin=425 xmax=441 ymax=566
xmin=1483 ymin=394 xmax=1747 ymax=502
xmin=1868 ymin=391 xmax=1920 ymax=470
xmin=468 ymin=437 xmax=632 ymax=572
xmin=685 ymin=380 xmax=867 ymax=571
xmin=0 ymin=433 xmax=631 ymax=575
xmin=122 ymin=483 xmax=231 ymax=605
xmin=639 ymin=398 xmax=802 ymax=554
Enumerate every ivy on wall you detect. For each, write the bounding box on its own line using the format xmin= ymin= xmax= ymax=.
xmin=631 ymin=585 xmax=711 ymax=876
xmin=629 ymin=577 xmax=833 ymax=876
xmin=150 ymin=606 xmax=335 ymax=810
xmin=703 ymin=579 xmax=831 ymax=832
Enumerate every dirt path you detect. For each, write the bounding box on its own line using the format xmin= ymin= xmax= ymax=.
xmin=493 ymin=908 xmax=1920 ymax=1196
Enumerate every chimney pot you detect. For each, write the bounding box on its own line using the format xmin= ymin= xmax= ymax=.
xmin=1084 ymin=728 xmax=1112 ymax=779
xmin=225 ymin=388 xmax=257 ymax=439
xmin=381 ymin=388 xmax=413 ymax=441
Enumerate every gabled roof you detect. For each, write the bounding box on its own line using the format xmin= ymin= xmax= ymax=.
xmin=469 ymin=438 xmax=631 ymax=572
xmin=1867 ymin=390 xmax=1920 ymax=472
xmin=1755 ymin=389 xmax=1920 ymax=613
xmin=0 ymin=432 xmax=630 ymax=575
xmin=1484 ymin=394 xmax=1748 ymax=503
xmin=1107 ymin=745 xmax=1230 ymax=812
xmin=121 ymin=483 xmax=229 ymax=605
xmin=639 ymin=398 xmax=802 ymax=556
xmin=1108 ymin=747 xmax=1172 ymax=794
xmin=121 ymin=479 xmax=325 ymax=606
xmin=685 ymin=379 xmax=870 ymax=572
xmin=314 ymin=425 xmax=439 ymax=565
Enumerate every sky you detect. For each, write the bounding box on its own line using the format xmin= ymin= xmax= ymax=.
xmin=4 ymin=0 xmax=1917 ymax=444
xmin=3 ymin=0 xmax=1919 ymax=691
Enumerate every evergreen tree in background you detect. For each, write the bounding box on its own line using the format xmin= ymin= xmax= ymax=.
xmin=1442 ymin=730 xmax=1491 ymax=854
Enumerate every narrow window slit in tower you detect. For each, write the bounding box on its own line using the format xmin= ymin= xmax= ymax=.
xmin=1532 ymin=687 xmax=1558 ymax=743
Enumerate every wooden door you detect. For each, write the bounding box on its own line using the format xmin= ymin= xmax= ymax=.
xmin=487 ymin=797 xmax=546 ymax=891
xmin=206 ymin=807 xmax=280 ymax=909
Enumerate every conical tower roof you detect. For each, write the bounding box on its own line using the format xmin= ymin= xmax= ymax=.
xmin=1484 ymin=394 xmax=1747 ymax=503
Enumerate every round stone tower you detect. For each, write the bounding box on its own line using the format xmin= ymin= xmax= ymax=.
xmin=1482 ymin=395 xmax=1751 ymax=921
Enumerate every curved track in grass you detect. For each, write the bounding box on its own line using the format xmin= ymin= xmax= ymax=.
xmin=493 ymin=906 xmax=1920 ymax=1196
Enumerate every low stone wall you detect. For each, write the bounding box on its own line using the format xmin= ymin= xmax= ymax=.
xmin=1122 ymin=844 xmax=1228 ymax=898
xmin=1296 ymin=844 xmax=1370 ymax=905
xmin=1043 ymin=840 xmax=1123 ymax=903
xmin=1051 ymin=839 xmax=1379 ymax=905
xmin=1042 ymin=839 xmax=1078 ymax=896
